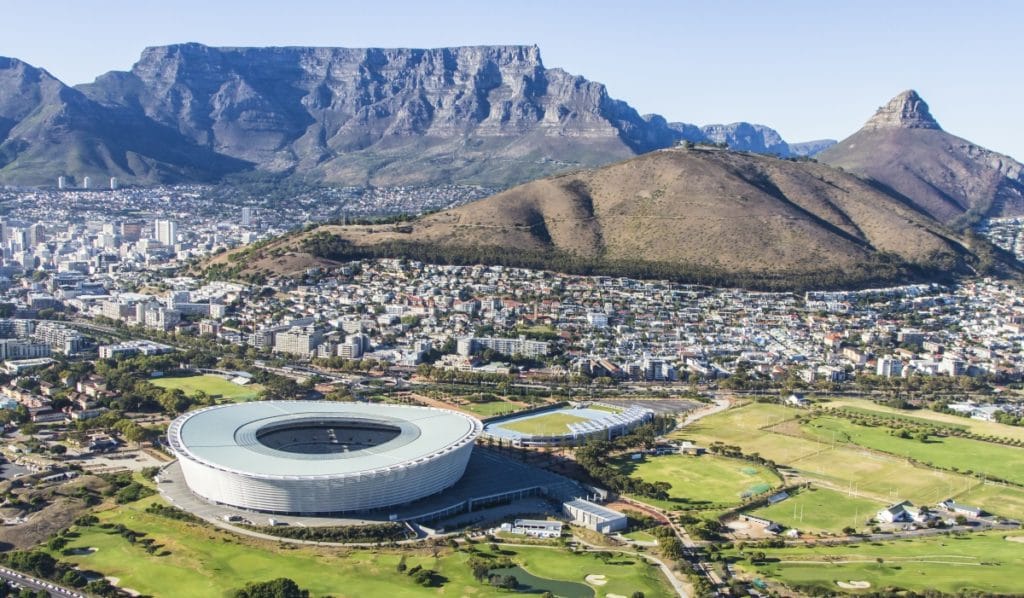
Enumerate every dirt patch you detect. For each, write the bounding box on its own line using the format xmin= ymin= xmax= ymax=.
xmin=585 ymin=574 xmax=608 ymax=586
xmin=836 ymin=581 xmax=871 ymax=589
xmin=0 ymin=497 xmax=91 ymax=550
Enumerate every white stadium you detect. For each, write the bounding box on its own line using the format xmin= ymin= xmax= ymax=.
xmin=167 ymin=401 xmax=482 ymax=514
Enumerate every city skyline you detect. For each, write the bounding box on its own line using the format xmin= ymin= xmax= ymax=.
xmin=2 ymin=0 xmax=1021 ymax=158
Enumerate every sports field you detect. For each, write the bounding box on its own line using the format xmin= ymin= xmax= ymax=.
xmin=679 ymin=402 xmax=824 ymax=463
xmin=502 ymin=412 xmax=590 ymax=435
xmin=801 ymin=416 xmax=1024 ymax=485
xmin=151 ymin=374 xmax=263 ymax=402
xmin=55 ymin=495 xmax=673 ymax=598
xmin=730 ymin=531 xmax=1024 ymax=595
xmin=749 ymin=487 xmax=884 ymax=534
xmin=611 ymin=453 xmax=782 ymax=510
xmin=679 ymin=402 xmax=979 ymax=506
xmin=789 ymin=444 xmax=976 ymax=505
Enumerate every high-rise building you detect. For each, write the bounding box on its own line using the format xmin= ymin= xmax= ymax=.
xmin=27 ymin=223 xmax=46 ymax=246
xmin=119 ymin=222 xmax=143 ymax=242
xmin=154 ymin=220 xmax=178 ymax=246
xmin=82 ymin=176 xmax=91 ymax=189
xmin=241 ymin=207 xmax=254 ymax=227
xmin=109 ymin=177 xmax=118 ymax=190
xmin=57 ymin=176 xmax=66 ymax=190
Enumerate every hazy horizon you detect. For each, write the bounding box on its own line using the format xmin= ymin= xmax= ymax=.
xmin=3 ymin=0 xmax=1021 ymax=158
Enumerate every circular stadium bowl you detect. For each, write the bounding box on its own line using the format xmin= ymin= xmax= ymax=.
xmin=167 ymin=401 xmax=482 ymax=514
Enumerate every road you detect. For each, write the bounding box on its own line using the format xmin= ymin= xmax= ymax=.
xmin=680 ymin=396 xmax=732 ymax=427
xmin=0 ymin=566 xmax=85 ymax=598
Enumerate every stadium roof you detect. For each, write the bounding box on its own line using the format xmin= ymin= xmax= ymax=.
xmin=168 ymin=401 xmax=481 ymax=479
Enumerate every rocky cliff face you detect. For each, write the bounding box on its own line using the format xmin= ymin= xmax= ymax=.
xmin=863 ymin=89 xmax=941 ymax=130
xmin=1 ymin=44 xmax=837 ymax=186
xmin=75 ymin=44 xmax=677 ymax=183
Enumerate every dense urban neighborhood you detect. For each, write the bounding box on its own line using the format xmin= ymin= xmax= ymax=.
xmin=0 ymin=183 xmax=1022 ymax=597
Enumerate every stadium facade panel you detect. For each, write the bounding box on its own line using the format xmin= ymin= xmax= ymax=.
xmin=167 ymin=401 xmax=481 ymax=514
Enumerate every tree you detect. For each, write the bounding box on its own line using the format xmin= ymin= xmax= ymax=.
xmin=232 ymin=578 xmax=309 ymax=598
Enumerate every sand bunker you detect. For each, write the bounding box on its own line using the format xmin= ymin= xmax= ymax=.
xmin=586 ymin=574 xmax=608 ymax=586
xmin=65 ymin=547 xmax=97 ymax=556
xmin=836 ymin=580 xmax=871 ymax=589
xmin=605 ymin=594 xmax=627 ymax=598
xmin=1005 ymin=535 xmax=1024 ymax=543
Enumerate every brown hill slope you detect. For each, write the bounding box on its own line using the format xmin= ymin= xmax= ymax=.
xmin=819 ymin=90 xmax=1024 ymax=228
xmin=209 ymin=147 xmax=998 ymax=290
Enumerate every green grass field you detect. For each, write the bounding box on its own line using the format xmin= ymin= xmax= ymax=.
xmin=954 ymin=483 xmax=1024 ymax=521
xmin=789 ymin=445 xmax=976 ymax=505
xmin=56 ymin=496 xmax=673 ymax=598
xmin=750 ymin=487 xmax=884 ymax=534
xmin=502 ymin=412 xmax=590 ymax=435
xmin=801 ymin=416 xmax=1024 ymax=485
xmin=460 ymin=400 xmax=520 ymax=417
xmin=730 ymin=531 xmax=1024 ymax=595
xmin=681 ymin=402 xmax=979 ymax=506
xmin=611 ymin=453 xmax=782 ymax=510
xmin=678 ymin=402 xmax=824 ymax=464
xmin=151 ymin=375 xmax=263 ymax=402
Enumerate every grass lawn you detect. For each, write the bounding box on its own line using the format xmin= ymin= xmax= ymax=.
xmin=623 ymin=530 xmax=659 ymax=542
xmin=502 ymin=412 xmax=590 ymax=435
xmin=954 ymin=483 xmax=1024 ymax=521
xmin=749 ymin=487 xmax=884 ymax=534
xmin=461 ymin=400 xmax=520 ymax=418
xmin=801 ymin=416 xmax=1024 ymax=485
xmin=729 ymin=530 xmax=1024 ymax=595
xmin=790 ymin=445 xmax=975 ymax=505
xmin=678 ymin=402 xmax=823 ymax=464
xmin=56 ymin=496 xmax=674 ymax=597
xmin=612 ymin=453 xmax=782 ymax=510
xmin=823 ymin=398 xmax=1024 ymax=442
xmin=151 ymin=375 xmax=263 ymax=402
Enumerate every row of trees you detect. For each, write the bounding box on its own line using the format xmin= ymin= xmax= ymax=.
xmin=302 ymin=232 xmax=965 ymax=292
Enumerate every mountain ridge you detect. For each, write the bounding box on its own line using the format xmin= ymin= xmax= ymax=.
xmin=820 ymin=89 xmax=1024 ymax=227
xmin=2 ymin=44 xmax=828 ymax=186
xmin=205 ymin=145 xmax=1010 ymax=291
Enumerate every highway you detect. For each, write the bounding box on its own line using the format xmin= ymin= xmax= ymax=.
xmin=0 ymin=566 xmax=85 ymax=598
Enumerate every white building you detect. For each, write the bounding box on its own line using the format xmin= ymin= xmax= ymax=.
xmin=155 ymin=219 xmax=178 ymax=246
xmin=499 ymin=519 xmax=563 ymax=538
xmin=877 ymin=356 xmax=903 ymax=378
xmin=563 ymin=499 xmax=627 ymax=533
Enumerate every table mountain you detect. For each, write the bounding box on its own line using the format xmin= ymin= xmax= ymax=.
xmin=819 ymin=90 xmax=1024 ymax=228
xmin=1 ymin=44 xmax=819 ymax=187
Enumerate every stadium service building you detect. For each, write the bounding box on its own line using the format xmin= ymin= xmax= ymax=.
xmin=167 ymin=401 xmax=482 ymax=515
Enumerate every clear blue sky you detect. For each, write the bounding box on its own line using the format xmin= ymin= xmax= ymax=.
xmin=4 ymin=0 xmax=1021 ymax=157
